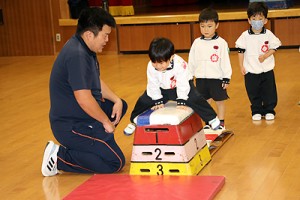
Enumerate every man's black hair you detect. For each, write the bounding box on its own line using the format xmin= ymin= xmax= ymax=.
xmin=76 ymin=7 xmax=116 ymax=36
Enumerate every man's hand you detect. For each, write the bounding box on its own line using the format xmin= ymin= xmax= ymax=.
xmin=74 ymin=89 xmax=113 ymax=132
xmin=111 ymin=98 xmax=123 ymax=125
xmin=103 ymin=120 xmax=115 ymax=133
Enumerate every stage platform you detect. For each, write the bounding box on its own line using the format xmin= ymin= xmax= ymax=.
xmin=59 ymin=7 xmax=300 ymax=25
xmin=57 ymin=3 xmax=300 ymax=53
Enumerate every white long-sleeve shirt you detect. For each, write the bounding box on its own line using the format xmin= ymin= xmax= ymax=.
xmin=235 ymin=28 xmax=281 ymax=74
xmin=188 ymin=35 xmax=232 ymax=80
xmin=146 ymin=54 xmax=190 ymax=101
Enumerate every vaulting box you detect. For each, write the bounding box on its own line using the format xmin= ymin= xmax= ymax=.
xmin=133 ymin=101 xmax=203 ymax=145
xmin=130 ymin=101 xmax=211 ymax=175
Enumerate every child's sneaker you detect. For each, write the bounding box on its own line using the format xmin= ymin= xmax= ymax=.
xmin=252 ymin=114 xmax=262 ymax=121
xmin=209 ymin=117 xmax=220 ymax=130
xmin=203 ymin=125 xmax=211 ymax=130
xmin=265 ymin=113 xmax=275 ymax=120
xmin=124 ymin=123 xmax=136 ymax=135
xmin=41 ymin=141 xmax=59 ymax=177
xmin=218 ymin=125 xmax=225 ymax=131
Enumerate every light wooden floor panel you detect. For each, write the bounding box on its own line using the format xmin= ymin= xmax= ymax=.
xmin=0 ymin=49 xmax=299 ymax=200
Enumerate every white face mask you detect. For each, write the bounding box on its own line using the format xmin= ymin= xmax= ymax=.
xmin=251 ymin=20 xmax=264 ymax=31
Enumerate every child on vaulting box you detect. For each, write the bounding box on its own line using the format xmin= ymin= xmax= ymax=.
xmin=124 ymin=37 xmax=220 ymax=135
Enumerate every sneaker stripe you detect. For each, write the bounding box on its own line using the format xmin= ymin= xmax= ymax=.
xmin=42 ymin=141 xmax=59 ymax=176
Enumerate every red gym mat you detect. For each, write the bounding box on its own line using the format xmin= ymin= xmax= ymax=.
xmin=63 ymin=175 xmax=225 ymax=200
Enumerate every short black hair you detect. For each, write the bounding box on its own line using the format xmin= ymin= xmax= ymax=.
xmin=76 ymin=7 xmax=116 ymax=36
xmin=199 ymin=8 xmax=219 ymax=24
xmin=148 ymin=37 xmax=175 ymax=63
xmin=247 ymin=2 xmax=268 ymax=19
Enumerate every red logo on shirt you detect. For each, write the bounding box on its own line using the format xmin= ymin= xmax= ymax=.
xmin=170 ymin=76 xmax=176 ymax=89
xmin=261 ymin=41 xmax=269 ymax=53
xmin=210 ymin=54 xmax=219 ymax=62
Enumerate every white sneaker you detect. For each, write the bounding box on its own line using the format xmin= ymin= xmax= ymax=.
xmin=124 ymin=123 xmax=136 ymax=135
xmin=209 ymin=117 xmax=220 ymax=130
xmin=41 ymin=141 xmax=59 ymax=177
xmin=204 ymin=125 xmax=211 ymax=130
xmin=265 ymin=113 xmax=275 ymax=120
xmin=252 ymin=114 xmax=262 ymax=121
xmin=218 ymin=125 xmax=225 ymax=130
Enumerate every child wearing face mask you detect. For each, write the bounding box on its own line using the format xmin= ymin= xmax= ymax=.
xmin=123 ymin=37 xmax=220 ymax=135
xmin=189 ymin=8 xmax=232 ymax=131
xmin=235 ymin=2 xmax=281 ymax=121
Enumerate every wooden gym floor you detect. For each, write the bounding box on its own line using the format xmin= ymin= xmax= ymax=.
xmin=0 ymin=48 xmax=299 ymax=199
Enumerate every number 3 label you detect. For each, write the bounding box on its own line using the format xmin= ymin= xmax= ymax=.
xmin=157 ymin=164 xmax=164 ymax=175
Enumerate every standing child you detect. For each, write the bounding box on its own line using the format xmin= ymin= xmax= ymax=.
xmin=124 ymin=37 xmax=220 ymax=135
xmin=235 ymin=2 xmax=281 ymax=121
xmin=188 ymin=8 xmax=232 ymax=131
